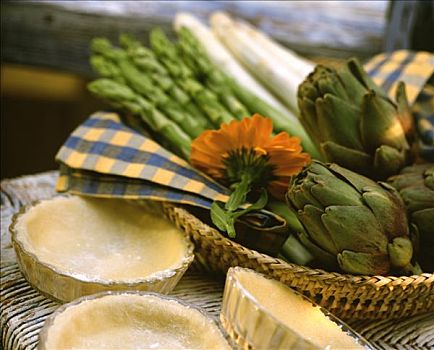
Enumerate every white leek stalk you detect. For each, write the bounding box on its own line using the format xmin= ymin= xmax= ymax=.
xmin=174 ymin=12 xmax=292 ymax=118
xmin=210 ymin=12 xmax=310 ymax=113
xmin=234 ymin=19 xmax=315 ymax=79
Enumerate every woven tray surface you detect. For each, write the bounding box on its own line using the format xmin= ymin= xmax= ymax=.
xmin=1 ymin=171 xmax=433 ymax=350
xmin=163 ymin=206 xmax=434 ymax=321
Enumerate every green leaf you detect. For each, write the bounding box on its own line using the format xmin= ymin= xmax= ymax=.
xmin=225 ymin=174 xmax=250 ymax=211
xmin=226 ymin=216 xmax=237 ymax=239
xmin=249 ymin=188 xmax=269 ymax=209
xmin=211 ymin=188 xmax=269 ymax=239
xmin=211 ymin=201 xmax=237 ymax=238
xmin=232 ymin=189 xmax=268 ymax=220
xmin=211 ymin=201 xmax=229 ymax=232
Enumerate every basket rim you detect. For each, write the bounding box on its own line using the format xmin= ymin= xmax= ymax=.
xmin=163 ymin=203 xmax=434 ymax=288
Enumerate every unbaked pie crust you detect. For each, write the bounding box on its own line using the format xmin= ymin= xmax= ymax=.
xmin=10 ymin=196 xmax=194 ymax=302
xmin=38 ymin=292 xmax=230 ymax=350
xmin=221 ymin=267 xmax=369 ymax=349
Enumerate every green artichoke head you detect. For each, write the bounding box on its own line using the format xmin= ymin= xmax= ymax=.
xmin=297 ymin=58 xmax=414 ymax=180
xmin=286 ymin=161 xmax=419 ymax=276
xmin=388 ymin=163 xmax=434 ymax=271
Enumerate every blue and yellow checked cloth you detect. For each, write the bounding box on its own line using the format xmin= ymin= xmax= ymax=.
xmin=364 ymin=50 xmax=433 ymax=104
xmin=56 ymin=50 xmax=434 ymax=206
xmin=56 ymin=112 xmax=229 ymax=209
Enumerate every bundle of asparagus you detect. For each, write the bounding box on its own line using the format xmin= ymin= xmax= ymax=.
xmin=88 ymin=33 xmax=236 ymax=157
xmin=88 ymin=27 xmax=319 ymax=160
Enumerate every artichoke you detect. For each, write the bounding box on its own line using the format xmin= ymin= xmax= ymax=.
xmin=286 ymin=161 xmax=420 ymax=276
xmin=298 ymin=58 xmax=414 ymax=180
xmin=388 ymin=163 xmax=434 ymax=271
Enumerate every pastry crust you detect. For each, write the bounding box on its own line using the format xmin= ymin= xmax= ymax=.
xmin=10 ymin=196 xmax=194 ymax=302
xmin=221 ymin=267 xmax=368 ymax=350
xmin=39 ymin=292 xmax=230 ymax=350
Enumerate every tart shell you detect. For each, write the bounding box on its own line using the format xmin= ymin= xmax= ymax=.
xmin=10 ymin=197 xmax=195 ymax=302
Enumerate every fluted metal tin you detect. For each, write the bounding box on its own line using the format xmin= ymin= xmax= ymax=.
xmin=10 ymin=199 xmax=195 ymax=303
xmin=38 ymin=291 xmax=230 ymax=350
xmin=220 ymin=267 xmax=372 ymax=350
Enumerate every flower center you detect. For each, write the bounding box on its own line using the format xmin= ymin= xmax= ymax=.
xmin=222 ymin=147 xmax=276 ymax=189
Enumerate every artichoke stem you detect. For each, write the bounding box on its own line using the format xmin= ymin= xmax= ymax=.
xmin=280 ymin=234 xmax=314 ymax=266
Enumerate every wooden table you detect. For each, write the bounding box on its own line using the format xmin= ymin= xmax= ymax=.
xmin=1 ymin=172 xmax=433 ymax=349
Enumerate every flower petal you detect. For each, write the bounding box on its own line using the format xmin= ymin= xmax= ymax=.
xmin=190 ymin=115 xmax=310 ymax=196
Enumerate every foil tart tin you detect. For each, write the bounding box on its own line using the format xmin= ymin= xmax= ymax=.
xmin=38 ymin=291 xmax=230 ymax=350
xmin=10 ymin=196 xmax=195 ymax=302
xmin=221 ymin=267 xmax=373 ymax=350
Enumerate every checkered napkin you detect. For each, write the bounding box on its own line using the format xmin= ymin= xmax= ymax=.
xmin=56 ymin=112 xmax=229 ymax=209
xmin=412 ymin=82 xmax=434 ymax=161
xmin=56 ymin=50 xmax=434 ymax=207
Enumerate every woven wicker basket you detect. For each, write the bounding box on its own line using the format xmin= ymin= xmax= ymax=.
xmin=162 ymin=203 xmax=434 ymax=321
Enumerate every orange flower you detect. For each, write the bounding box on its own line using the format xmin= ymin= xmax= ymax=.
xmin=191 ymin=114 xmax=311 ymax=199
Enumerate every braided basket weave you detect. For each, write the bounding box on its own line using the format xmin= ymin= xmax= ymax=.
xmin=162 ymin=203 xmax=434 ymax=321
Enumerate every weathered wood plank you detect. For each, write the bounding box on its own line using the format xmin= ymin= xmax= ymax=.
xmin=1 ymin=1 xmax=387 ymax=77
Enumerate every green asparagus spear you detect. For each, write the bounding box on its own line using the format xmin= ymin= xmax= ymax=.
xmin=90 ymin=55 xmax=125 ymax=84
xmin=177 ymin=79 xmax=234 ymax=127
xmin=149 ymin=29 xmax=193 ymax=79
xmin=177 ymin=27 xmax=251 ymax=120
xmin=119 ymin=34 xmax=211 ymax=130
xmin=176 ymin=27 xmax=322 ymax=159
xmin=87 ymin=78 xmax=192 ymax=159
xmin=150 ymin=28 xmax=234 ymax=127
xmin=90 ymin=38 xmax=204 ymax=139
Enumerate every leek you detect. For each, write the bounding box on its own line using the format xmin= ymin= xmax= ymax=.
xmin=233 ymin=18 xmax=315 ymax=79
xmin=210 ymin=12 xmax=309 ymax=114
xmin=174 ymin=12 xmax=292 ymax=116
